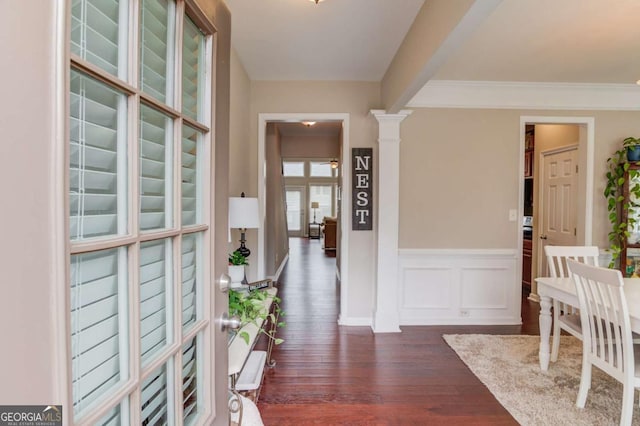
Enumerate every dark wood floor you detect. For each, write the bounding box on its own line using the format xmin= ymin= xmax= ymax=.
xmin=257 ymin=238 xmax=540 ymax=425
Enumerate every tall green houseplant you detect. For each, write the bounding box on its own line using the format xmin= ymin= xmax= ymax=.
xmin=605 ymin=142 xmax=640 ymax=268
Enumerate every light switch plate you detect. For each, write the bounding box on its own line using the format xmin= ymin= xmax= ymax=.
xmin=508 ymin=209 xmax=517 ymax=222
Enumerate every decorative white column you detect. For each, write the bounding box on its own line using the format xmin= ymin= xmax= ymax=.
xmin=370 ymin=109 xmax=412 ymax=333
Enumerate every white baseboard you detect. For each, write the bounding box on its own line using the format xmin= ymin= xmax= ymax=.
xmin=270 ymin=253 xmax=289 ymax=282
xmin=337 ymin=315 xmax=371 ymax=327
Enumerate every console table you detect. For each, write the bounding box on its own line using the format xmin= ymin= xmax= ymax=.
xmin=228 ymin=283 xmax=279 ymax=424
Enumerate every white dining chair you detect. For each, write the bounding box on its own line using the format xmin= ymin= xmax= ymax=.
xmin=544 ymin=245 xmax=600 ymax=362
xmin=567 ymin=259 xmax=640 ymax=426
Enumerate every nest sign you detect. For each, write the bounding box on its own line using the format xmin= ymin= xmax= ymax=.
xmin=352 ymin=148 xmax=373 ymax=230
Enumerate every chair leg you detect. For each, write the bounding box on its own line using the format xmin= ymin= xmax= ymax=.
xmin=620 ymin=383 xmax=634 ymax=426
xmin=576 ymin=356 xmax=591 ymax=408
xmin=551 ymin=300 xmax=561 ymax=362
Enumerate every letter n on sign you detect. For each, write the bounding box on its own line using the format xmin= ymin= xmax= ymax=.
xmin=352 ymin=148 xmax=373 ymax=230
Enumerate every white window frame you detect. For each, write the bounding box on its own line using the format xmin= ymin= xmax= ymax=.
xmin=65 ymin=1 xmax=215 ymax=425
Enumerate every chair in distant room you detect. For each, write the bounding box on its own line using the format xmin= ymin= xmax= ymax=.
xmin=567 ymin=259 xmax=640 ymax=426
xmin=544 ymin=245 xmax=600 ymax=362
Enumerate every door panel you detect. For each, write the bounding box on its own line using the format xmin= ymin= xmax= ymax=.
xmin=538 ymin=148 xmax=578 ymax=276
xmin=285 ymin=186 xmax=305 ymax=237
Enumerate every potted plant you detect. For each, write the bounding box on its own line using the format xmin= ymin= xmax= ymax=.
xmin=625 ymin=137 xmax=640 ymax=161
xmin=228 ymin=288 xmax=285 ymax=345
xmin=228 ymin=250 xmax=248 ymax=283
xmin=604 ymin=141 xmax=640 ymax=267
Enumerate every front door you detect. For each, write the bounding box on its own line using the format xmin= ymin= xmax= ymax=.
xmin=538 ymin=147 xmax=579 ymax=276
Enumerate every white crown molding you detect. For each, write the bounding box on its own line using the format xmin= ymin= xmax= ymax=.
xmin=407 ymin=80 xmax=640 ymax=110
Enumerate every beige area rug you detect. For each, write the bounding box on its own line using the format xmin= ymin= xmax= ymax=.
xmin=443 ymin=334 xmax=640 ymax=426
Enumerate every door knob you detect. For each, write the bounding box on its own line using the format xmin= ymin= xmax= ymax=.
xmin=216 ymin=273 xmax=231 ymax=292
xmin=540 ymin=235 xmax=547 ymax=240
xmin=219 ymin=312 xmax=242 ymax=332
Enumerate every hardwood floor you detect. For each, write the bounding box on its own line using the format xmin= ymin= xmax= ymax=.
xmin=257 ymin=238 xmax=540 ymax=425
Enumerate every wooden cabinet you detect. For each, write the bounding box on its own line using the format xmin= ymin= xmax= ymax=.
xmin=522 ymin=239 xmax=532 ymax=289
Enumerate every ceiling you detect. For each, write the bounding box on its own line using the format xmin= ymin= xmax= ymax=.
xmin=227 ymin=0 xmax=640 ymax=86
xmin=225 ymin=0 xmax=425 ymax=81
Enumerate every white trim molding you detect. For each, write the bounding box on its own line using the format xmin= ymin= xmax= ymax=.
xmin=408 ymin=80 xmax=640 ymax=111
xmin=398 ymin=248 xmax=521 ymax=325
xmin=270 ymin=252 xmax=289 ymax=282
xmin=370 ymin=109 xmax=412 ymax=333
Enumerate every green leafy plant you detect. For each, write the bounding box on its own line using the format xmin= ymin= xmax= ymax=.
xmin=228 ymin=289 xmax=285 ymax=345
xmin=604 ymin=144 xmax=640 ymax=267
xmin=228 ymin=250 xmax=248 ymax=266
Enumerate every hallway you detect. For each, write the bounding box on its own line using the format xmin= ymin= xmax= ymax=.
xmin=257 ymin=238 xmax=539 ymax=425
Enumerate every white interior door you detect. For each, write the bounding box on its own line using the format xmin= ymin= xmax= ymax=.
xmin=286 ymin=186 xmax=305 ymax=237
xmin=538 ymin=147 xmax=578 ymax=276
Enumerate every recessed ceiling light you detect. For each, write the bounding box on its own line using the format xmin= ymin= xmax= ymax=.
xmin=309 ymin=0 xmax=325 ymax=4
xmin=302 ymin=121 xmax=316 ymax=127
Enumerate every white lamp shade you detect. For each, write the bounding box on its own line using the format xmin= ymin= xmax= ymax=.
xmin=229 ymin=197 xmax=260 ymax=229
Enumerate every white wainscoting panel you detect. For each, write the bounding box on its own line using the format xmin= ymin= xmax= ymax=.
xmin=398 ymin=249 xmax=521 ymax=325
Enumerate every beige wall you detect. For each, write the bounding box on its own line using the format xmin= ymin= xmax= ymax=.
xmin=398 ymin=109 xmax=640 ymax=254
xmin=281 ymin=134 xmax=340 ymax=158
xmin=265 ymin=124 xmax=290 ymax=276
xmin=229 ymin=47 xmax=261 ymax=279
xmin=250 ymin=81 xmax=380 ymax=319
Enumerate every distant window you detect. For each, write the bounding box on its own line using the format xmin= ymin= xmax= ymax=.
xmin=283 ymin=161 xmax=305 ymax=177
xmin=310 ymin=162 xmax=334 ymax=177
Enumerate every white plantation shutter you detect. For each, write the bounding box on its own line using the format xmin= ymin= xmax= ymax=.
xmin=71 ymin=0 xmax=127 ymax=77
xmin=70 ymin=248 xmax=127 ymax=414
xmin=70 ymin=71 xmax=126 ymax=240
xmin=182 ymin=338 xmax=198 ymax=424
xmin=140 ymin=105 xmax=172 ymax=230
xmin=96 ymin=404 xmax=121 ymax=426
xmin=69 ymin=0 xmax=211 ymax=422
xmin=139 ymin=0 xmax=174 ymax=104
xmin=181 ymin=17 xmax=203 ymax=121
xmin=141 ymin=364 xmax=170 ymax=425
xmin=181 ymin=234 xmax=197 ymax=331
xmin=140 ymin=239 xmax=171 ymax=364
xmin=181 ymin=126 xmax=199 ymax=226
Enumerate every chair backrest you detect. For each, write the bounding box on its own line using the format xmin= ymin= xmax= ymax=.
xmin=544 ymin=245 xmax=600 ymax=278
xmin=567 ymin=259 xmax=634 ymax=381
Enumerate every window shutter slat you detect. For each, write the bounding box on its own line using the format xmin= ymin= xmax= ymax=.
xmin=181 ymin=234 xmax=197 ymax=330
xmin=141 ymin=366 xmax=169 ymax=425
xmin=96 ymin=405 xmax=120 ymax=426
xmin=71 ymin=0 xmax=122 ymax=76
xmin=70 ymin=71 xmax=124 ymax=241
xmin=140 ymin=0 xmax=171 ymax=103
xmin=182 ymin=338 xmax=198 ymax=423
xmin=140 ymin=105 xmax=170 ymax=231
xmin=181 ymin=17 xmax=203 ymax=120
xmin=139 ymin=240 xmax=169 ymax=364
xmin=70 ymin=248 xmax=124 ymax=414
xmin=181 ymin=126 xmax=199 ymax=226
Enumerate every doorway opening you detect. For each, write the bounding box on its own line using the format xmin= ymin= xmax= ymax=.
xmin=519 ymin=116 xmax=594 ymax=302
xmin=258 ymin=113 xmax=350 ymax=323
